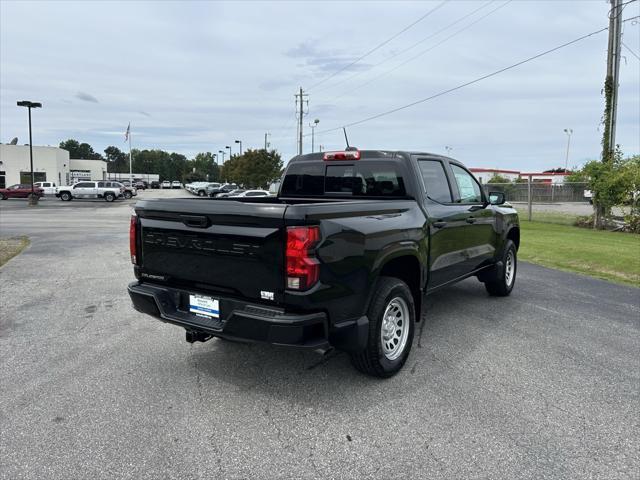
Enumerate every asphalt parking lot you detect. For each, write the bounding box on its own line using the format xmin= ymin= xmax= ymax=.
xmin=1 ymin=190 xmax=638 ymax=480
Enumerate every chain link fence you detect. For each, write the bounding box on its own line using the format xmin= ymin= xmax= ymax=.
xmin=483 ymin=182 xmax=592 ymax=224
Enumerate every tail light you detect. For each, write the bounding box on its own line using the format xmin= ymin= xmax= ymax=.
xmin=323 ymin=150 xmax=360 ymax=161
xmin=286 ymin=226 xmax=320 ymax=290
xmin=129 ymin=214 xmax=138 ymax=264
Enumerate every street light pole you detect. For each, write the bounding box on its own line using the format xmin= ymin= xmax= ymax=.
xmin=17 ymin=100 xmax=42 ymax=206
xmin=563 ymin=128 xmax=573 ymax=170
xmin=218 ymin=150 xmax=226 ymax=163
xmin=235 ymin=139 xmax=242 ymax=155
xmin=310 ymin=119 xmax=319 ymax=153
xmin=226 ymin=145 xmax=232 ymax=160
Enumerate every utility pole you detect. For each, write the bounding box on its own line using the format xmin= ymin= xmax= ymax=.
xmin=597 ymin=0 xmax=623 ymax=227
xmin=603 ymin=0 xmax=623 ymax=160
xmin=295 ymin=87 xmax=308 ymax=155
xmin=264 ymin=132 xmax=270 ymax=150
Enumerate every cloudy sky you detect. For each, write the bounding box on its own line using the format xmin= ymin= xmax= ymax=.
xmin=1 ymin=0 xmax=638 ymax=171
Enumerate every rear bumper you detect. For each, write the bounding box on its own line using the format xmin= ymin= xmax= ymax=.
xmin=128 ymin=281 xmax=342 ymax=353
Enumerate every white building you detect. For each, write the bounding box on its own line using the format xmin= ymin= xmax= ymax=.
xmin=0 ymin=144 xmax=110 ymax=187
xmin=470 ymin=167 xmax=571 ymax=184
xmin=0 ymin=144 xmax=70 ymax=188
xmin=469 ymin=168 xmax=521 ymax=184
xmin=69 ymin=158 xmax=108 ymax=183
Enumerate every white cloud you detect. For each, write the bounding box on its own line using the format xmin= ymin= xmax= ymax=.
xmin=1 ymin=0 xmax=638 ymax=169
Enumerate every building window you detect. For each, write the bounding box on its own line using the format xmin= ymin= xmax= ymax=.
xmin=0 ymin=171 xmax=5 ymax=189
xmin=20 ymin=171 xmax=46 ymax=183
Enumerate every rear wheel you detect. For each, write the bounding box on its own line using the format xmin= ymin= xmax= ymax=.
xmin=350 ymin=276 xmax=415 ymax=378
xmin=198 ymin=190 xmax=206 ymax=197
xmin=0 ymin=193 xmax=6 ymax=200
xmin=484 ymin=239 xmax=517 ymax=296
xmin=123 ymin=191 xmax=132 ymax=199
xmin=60 ymin=192 xmax=72 ymax=201
xmin=104 ymin=192 xmax=115 ymax=202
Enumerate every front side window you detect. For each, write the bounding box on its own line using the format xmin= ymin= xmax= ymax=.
xmin=418 ymin=160 xmax=452 ymax=203
xmin=450 ymin=164 xmax=483 ymax=203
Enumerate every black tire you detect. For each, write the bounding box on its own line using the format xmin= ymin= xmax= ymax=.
xmin=198 ymin=190 xmax=206 ymax=197
xmin=104 ymin=192 xmax=115 ymax=202
xmin=484 ymin=239 xmax=517 ymax=297
xmin=60 ymin=192 xmax=72 ymax=201
xmin=124 ymin=191 xmax=132 ymax=199
xmin=0 ymin=193 xmax=6 ymax=200
xmin=350 ymin=276 xmax=415 ymax=378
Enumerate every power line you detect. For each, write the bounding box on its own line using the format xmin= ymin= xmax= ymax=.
xmin=622 ymin=41 xmax=640 ymax=59
xmin=310 ymin=26 xmax=609 ymax=137
xmin=328 ymin=0 xmax=512 ymax=103
xmin=308 ymin=0 xmax=448 ymax=90
xmin=314 ymin=0 xmax=496 ymax=95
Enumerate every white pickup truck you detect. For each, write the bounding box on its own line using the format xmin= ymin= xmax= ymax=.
xmin=56 ymin=181 xmax=124 ymax=202
xmin=33 ymin=181 xmax=58 ymax=195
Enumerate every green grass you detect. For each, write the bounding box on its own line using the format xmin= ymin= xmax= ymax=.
xmin=0 ymin=236 xmax=30 ymax=267
xmin=519 ymin=222 xmax=640 ymax=287
xmin=514 ymin=210 xmax=579 ymax=226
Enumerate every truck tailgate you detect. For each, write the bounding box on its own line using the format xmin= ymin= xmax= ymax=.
xmin=135 ymin=199 xmax=287 ymax=303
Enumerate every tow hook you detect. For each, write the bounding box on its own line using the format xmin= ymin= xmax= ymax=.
xmin=185 ymin=330 xmax=213 ymax=343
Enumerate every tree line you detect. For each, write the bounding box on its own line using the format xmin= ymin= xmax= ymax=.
xmin=59 ymin=139 xmax=283 ymax=188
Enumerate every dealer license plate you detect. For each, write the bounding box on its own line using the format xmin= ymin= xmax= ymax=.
xmin=189 ymin=294 xmax=220 ymax=318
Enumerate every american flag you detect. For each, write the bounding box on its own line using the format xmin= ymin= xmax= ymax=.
xmin=124 ymin=123 xmax=130 ymax=142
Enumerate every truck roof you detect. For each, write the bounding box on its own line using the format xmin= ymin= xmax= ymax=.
xmin=288 ymin=150 xmax=458 ymax=164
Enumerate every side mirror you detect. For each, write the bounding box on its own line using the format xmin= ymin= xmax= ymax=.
xmin=488 ymin=191 xmax=505 ymax=205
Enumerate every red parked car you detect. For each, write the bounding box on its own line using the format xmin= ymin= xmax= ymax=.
xmin=0 ymin=184 xmax=45 ymax=200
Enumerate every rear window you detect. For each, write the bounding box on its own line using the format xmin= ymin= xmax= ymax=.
xmin=281 ymin=161 xmax=406 ymax=197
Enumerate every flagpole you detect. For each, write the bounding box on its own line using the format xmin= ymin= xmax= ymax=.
xmin=128 ymin=123 xmax=132 ymax=184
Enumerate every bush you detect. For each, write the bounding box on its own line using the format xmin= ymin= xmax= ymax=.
xmin=624 ymin=213 xmax=640 ymax=234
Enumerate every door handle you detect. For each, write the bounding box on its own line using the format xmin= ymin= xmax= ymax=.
xmin=433 ymin=221 xmax=447 ymax=229
xmin=180 ymin=215 xmax=209 ymax=228
xmin=465 ymin=217 xmax=476 ymax=224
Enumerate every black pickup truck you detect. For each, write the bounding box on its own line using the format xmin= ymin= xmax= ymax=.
xmin=128 ymin=149 xmax=519 ymax=377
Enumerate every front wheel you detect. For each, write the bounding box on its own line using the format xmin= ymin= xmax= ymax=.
xmin=123 ymin=191 xmax=132 ymax=199
xmin=0 ymin=193 xmax=6 ymax=200
xmin=198 ymin=190 xmax=206 ymax=197
xmin=350 ymin=276 xmax=415 ymax=378
xmin=60 ymin=192 xmax=72 ymax=201
xmin=484 ymin=239 xmax=517 ymax=296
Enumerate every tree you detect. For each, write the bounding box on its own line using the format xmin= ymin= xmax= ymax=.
xmin=59 ymin=139 xmax=103 ymax=159
xmin=190 ymin=152 xmax=220 ymax=182
xmin=221 ymin=149 xmax=283 ymax=188
xmin=104 ymin=146 xmax=128 ymax=173
xmin=486 ymin=174 xmax=513 ymax=184
xmin=581 ymin=152 xmax=640 ymax=229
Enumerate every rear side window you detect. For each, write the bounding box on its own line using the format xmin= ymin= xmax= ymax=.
xmin=418 ymin=160 xmax=452 ymax=203
xmin=281 ymin=161 xmax=406 ymax=197
xmin=325 ymin=163 xmax=406 ymax=196
xmin=281 ymin=163 xmax=324 ymax=196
